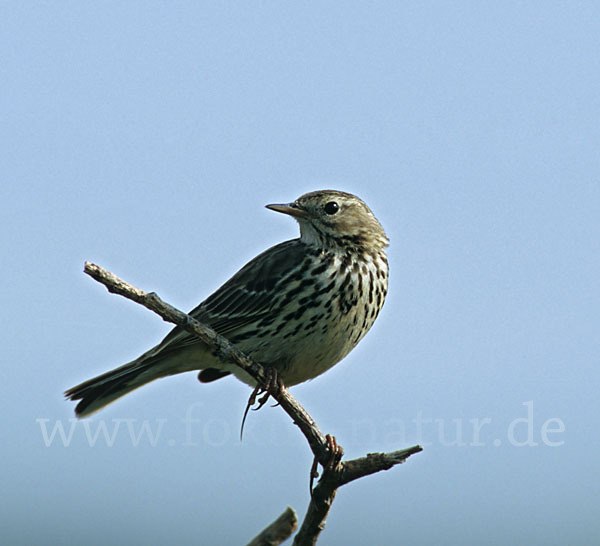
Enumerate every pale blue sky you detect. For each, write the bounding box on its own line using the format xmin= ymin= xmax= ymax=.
xmin=2 ymin=2 xmax=599 ymax=544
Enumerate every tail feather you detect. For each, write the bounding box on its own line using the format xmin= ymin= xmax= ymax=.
xmin=65 ymin=359 xmax=159 ymax=418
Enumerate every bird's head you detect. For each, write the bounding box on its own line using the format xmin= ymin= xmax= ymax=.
xmin=266 ymin=190 xmax=389 ymax=251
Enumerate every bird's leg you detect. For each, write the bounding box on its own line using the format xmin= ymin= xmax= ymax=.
xmin=309 ymin=433 xmax=344 ymax=495
xmin=240 ymin=367 xmax=285 ymax=440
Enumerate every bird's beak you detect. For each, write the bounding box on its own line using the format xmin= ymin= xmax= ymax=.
xmin=266 ymin=202 xmax=312 ymax=219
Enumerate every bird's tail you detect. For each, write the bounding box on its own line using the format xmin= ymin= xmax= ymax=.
xmin=65 ymin=355 xmax=164 ymax=418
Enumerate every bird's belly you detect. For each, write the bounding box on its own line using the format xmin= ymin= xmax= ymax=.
xmin=236 ymin=304 xmax=373 ymax=386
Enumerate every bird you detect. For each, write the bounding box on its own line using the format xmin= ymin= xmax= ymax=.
xmin=65 ymin=190 xmax=389 ymax=418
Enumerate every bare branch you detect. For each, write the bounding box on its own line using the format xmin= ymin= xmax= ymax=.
xmin=340 ymin=445 xmax=424 ymax=486
xmin=246 ymin=507 xmax=298 ymax=546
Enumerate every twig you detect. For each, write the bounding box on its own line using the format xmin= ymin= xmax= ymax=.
xmin=246 ymin=507 xmax=298 ymax=546
xmin=340 ymin=446 xmax=424 ymax=486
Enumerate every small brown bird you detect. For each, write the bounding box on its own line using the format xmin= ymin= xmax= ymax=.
xmin=66 ymin=190 xmax=389 ymax=417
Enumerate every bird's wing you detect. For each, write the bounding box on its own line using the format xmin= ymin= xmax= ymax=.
xmin=150 ymin=239 xmax=308 ymax=356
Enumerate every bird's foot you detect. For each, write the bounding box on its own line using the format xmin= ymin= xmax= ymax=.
xmin=240 ymin=367 xmax=285 ymax=440
xmin=255 ymin=366 xmax=285 ymax=409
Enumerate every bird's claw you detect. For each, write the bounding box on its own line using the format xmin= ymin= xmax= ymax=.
xmin=309 ymin=434 xmax=344 ymax=495
xmin=240 ymin=367 xmax=285 ymax=440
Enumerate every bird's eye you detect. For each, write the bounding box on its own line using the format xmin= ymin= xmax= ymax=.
xmin=324 ymin=201 xmax=339 ymax=215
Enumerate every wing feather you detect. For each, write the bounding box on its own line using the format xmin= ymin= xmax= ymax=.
xmin=151 ymin=239 xmax=307 ymax=357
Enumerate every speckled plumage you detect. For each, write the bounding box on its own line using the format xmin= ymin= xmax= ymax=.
xmin=66 ymin=190 xmax=389 ymax=417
